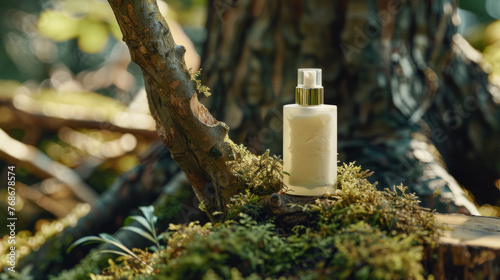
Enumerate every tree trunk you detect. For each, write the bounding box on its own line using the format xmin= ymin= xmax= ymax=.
xmin=201 ymin=0 xmax=500 ymax=214
xmin=433 ymin=213 xmax=500 ymax=279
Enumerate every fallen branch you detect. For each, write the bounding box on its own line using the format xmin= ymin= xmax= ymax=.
xmin=0 ymin=99 xmax=159 ymax=139
xmin=16 ymin=182 xmax=70 ymax=218
xmin=0 ymin=128 xmax=98 ymax=204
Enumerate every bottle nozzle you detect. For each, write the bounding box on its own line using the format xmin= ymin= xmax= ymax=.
xmin=297 ymin=69 xmax=322 ymax=89
xmin=296 ymin=68 xmax=324 ymax=105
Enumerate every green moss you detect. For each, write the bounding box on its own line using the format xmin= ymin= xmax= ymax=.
xmin=227 ymin=144 xmax=283 ymax=196
xmin=53 ymin=160 xmax=440 ymax=279
xmin=224 ymin=191 xmax=265 ymax=221
xmin=48 ymin=249 xmax=105 ymax=280
xmin=155 ymin=187 xmax=192 ymax=220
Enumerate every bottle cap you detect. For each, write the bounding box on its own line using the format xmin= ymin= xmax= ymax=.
xmin=295 ymin=68 xmax=324 ymax=105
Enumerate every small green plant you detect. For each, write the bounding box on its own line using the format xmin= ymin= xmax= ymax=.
xmin=123 ymin=205 xmax=162 ymax=251
xmin=67 ymin=206 xmax=161 ymax=272
xmin=68 ymin=232 xmax=153 ymax=272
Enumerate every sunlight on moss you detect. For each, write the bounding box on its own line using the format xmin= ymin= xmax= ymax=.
xmin=0 ymin=203 xmax=91 ymax=266
xmin=227 ymin=144 xmax=284 ymax=196
xmin=53 ymin=161 xmax=440 ymax=279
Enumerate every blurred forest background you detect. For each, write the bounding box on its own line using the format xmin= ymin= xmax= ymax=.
xmin=0 ymin=0 xmax=206 ymax=267
xmin=0 ymin=0 xmax=500 ymax=271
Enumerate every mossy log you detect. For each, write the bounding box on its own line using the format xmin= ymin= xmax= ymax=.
xmin=262 ymin=193 xmax=500 ymax=278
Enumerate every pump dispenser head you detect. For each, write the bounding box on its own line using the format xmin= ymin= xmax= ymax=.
xmin=296 ymin=68 xmax=324 ymax=105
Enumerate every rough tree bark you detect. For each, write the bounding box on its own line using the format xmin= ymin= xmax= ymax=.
xmin=201 ymin=0 xmax=500 ymax=214
xmin=107 ymin=0 xmax=245 ymax=222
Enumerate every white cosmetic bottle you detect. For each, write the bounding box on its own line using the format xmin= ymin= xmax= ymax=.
xmin=283 ymin=68 xmax=337 ymax=196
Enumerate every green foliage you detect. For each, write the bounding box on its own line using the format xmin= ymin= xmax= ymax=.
xmin=37 ymin=0 xmax=121 ymax=54
xmin=93 ymin=251 xmax=157 ymax=280
xmin=49 ymin=250 xmax=105 ymax=280
xmin=157 ymin=216 xmax=290 ymax=279
xmin=316 ymin=163 xmax=437 ymax=246
xmin=224 ymin=191 xmax=265 ymax=221
xmin=123 ymin=206 xmax=162 ymax=251
xmin=57 ymin=161 xmax=439 ymax=279
xmin=67 ymin=206 xmax=161 ymax=272
xmin=67 ymin=232 xmax=151 ymax=270
xmin=228 ymin=144 xmax=284 ymax=196
xmin=0 ymin=265 xmax=34 ymax=280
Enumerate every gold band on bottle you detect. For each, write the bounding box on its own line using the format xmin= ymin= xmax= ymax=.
xmin=295 ymin=88 xmax=324 ymax=105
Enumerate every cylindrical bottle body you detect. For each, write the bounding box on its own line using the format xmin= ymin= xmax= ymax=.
xmin=283 ymin=104 xmax=337 ymax=196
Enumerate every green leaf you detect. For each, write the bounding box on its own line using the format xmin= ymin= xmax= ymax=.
xmin=139 ymin=205 xmax=155 ymax=223
xmin=124 ymin=215 xmax=155 ymax=234
xmin=97 ymin=233 xmax=140 ymax=260
xmin=122 ymin=226 xmax=157 ymax=244
xmin=67 ymin=236 xmax=106 ymax=253
xmin=99 ymin=250 xmax=134 ymax=259
xmin=99 ymin=233 xmax=122 ymax=244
